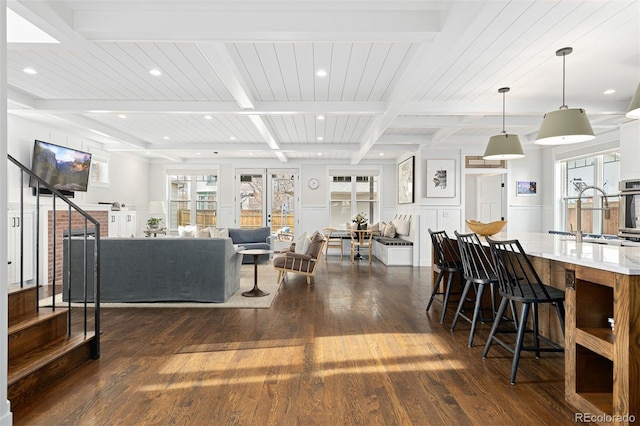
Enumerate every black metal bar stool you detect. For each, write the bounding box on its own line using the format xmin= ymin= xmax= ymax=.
xmin=483 ymin=236 xmax=566 ymax=385
xmin=426 ymin=229 xmax=464 ymax=324
xmin=450 ymin=231 xmax=500 ymax=347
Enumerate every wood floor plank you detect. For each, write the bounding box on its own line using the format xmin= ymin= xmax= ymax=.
xmin=13 ymin=261 xmax=579 ymax=425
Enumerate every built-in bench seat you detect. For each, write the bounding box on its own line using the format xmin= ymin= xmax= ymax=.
xmin=371 ymin=214 xmax=416 ymax=266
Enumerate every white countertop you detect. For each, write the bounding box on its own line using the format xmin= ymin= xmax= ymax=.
xmin=477 ymin=232 xmax=640 ymax=275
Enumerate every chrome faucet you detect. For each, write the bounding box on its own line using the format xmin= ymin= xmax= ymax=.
xmin=575 ymin=185 xmax=610 ymax=244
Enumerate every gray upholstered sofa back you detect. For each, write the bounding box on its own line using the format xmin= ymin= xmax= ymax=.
xmin=228 ymin=227 xmax=273 ymax=263
xmin=63 ymin=237 xmax=242 ymax=303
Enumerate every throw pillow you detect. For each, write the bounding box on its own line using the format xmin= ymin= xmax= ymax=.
xmin=383 ymin=222 xmax=396 ymax=238
xmin=294 ymin=231 xmax=311 ymax=255
xmin=209 ymin=228 xmax=229 ymax=238
xmin=196 ymin=227 xmax=210 ymax=238
xmin=350 ymin=222 xmax=358 ymax=231
xmin=178 ymin=225 xmax=196 ymax=238
xmin=369 ymin=222 xmax=380 ymax=235
xmin=394 ymin=219 xmax=410 ymax=236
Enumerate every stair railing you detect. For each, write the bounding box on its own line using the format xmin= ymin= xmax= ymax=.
xmin=7 ymin=154 xmax=100 ymax=359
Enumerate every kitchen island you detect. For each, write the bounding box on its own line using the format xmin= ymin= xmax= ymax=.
xmin=435 ymin=232 xmax=640 ymax=425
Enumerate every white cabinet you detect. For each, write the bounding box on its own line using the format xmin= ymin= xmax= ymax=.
xmin=108 ymin=211 xmax=137 ymax=237
xmin=7 ymin=210 xmax=34 ymax=284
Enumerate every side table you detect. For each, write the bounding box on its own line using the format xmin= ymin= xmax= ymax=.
xmin=239 ymin=248 xmax=274 ymax=297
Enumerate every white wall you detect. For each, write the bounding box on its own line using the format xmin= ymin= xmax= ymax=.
xmin=620 ymin=120 xmax=640 ymax=181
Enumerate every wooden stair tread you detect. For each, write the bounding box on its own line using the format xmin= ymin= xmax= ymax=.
xmin=8 ymin=332 xmax=95 ymax=385
xmin=8 ymin=309 xmax=69 ymax=335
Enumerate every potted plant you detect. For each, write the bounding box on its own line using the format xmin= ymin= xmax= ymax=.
xmin=147 ymin=217 xmax=163 ymax=230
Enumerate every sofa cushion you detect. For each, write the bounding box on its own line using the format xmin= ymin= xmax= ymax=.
xmin=228 ymin=227 xmax=270 ymax=244
xmin=306 ymin=231 xmax=325 ymax=259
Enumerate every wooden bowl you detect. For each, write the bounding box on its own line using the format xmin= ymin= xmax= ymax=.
xmin=465 ymin=219 xmax=507 ymax=236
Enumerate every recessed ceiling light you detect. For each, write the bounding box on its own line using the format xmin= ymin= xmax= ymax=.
xmin=317 ymin=152 xmax=322 ymax=156
xmin=118 ymin=114 xmax=127 ymax=119
xmin=317 ymin=136 xmax=324 ymax=141
xmin=249 ymin=152 xmax=254 ymax=156
xmin=379 ymin=152 xmax=384 ymax=156
xmin=603 ymin=89 xmax=616 ymax=95
xmin=149 ymin=69 xmax=162 ymax=76
xmin=197 ymin=152 xmax=201 ymax=155
xmin=204 ymin=115 xmax=212 ymax=120
xmin=230 ymin=136 xmax=237 ymax=141
xmin=316 ymin=69 xmax=327 ymax=77
xmin=22 ymin=67 xmax=37 ymax=75
xmin=163 ymin=136 xmax=170 ymax=140
xmin=316 ymin=115 xmax=325 ymax=120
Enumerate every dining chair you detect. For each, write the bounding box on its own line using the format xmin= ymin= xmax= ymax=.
xmin=483 ymin=236 xmax=566 ymax=384
xmin=426 ymin=229 xmax=464 ymax=324
xmin=350 ymin=229 xmax=373 ymax=264
xmin=322 ymin=227 xmax=344 ymax=260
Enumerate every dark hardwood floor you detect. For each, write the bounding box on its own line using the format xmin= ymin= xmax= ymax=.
xmin=14 ymin=258 xmax=580 ymax=425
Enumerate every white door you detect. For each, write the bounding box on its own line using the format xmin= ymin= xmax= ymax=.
xmin=477 ymin=174 xmax=504 ymax=223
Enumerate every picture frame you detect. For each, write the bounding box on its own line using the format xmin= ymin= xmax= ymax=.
xmin=516 ymin=180 xmax=537 ymax=196
xmin=398 ymin=156 xmax=415 ymax=204
xmin=426 ymin=159 xmax=455 ymax=198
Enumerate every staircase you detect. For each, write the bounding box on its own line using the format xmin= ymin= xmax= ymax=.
xmin=7 ymin=285 xmax=96 ymax=410
xmin=6 ymin=154 xmax=101 ymax=413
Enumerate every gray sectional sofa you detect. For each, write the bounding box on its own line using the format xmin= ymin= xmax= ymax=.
xmin=63 ymin=237 xmax=242 ymax=303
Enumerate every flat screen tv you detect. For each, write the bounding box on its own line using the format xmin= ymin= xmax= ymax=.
xmin=29 ymin=140 xmax=92 ymax=197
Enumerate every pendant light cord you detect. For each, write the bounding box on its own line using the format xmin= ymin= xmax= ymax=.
xmin=562 ymin=52 xmax=566 ymax=108
xmin=502 ymin=91 xmax=506 ymax=134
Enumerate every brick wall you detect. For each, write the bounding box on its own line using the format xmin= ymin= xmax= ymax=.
xmin=47 ymin=210 xmax=109 ymax=285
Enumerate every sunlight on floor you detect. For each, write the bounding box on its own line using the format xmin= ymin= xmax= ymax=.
xmin=140 ymin=332 xmax=458 ymax=392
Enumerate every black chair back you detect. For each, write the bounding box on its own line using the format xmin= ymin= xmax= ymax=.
xmin=454 ymin=231 xmax=496 ymax=282
xmin=428 ymin=229 xmax=461 ymax=269
xmin=485 ymin=236 xmax=553 ymax=300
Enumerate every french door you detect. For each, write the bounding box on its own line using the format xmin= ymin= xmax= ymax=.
xmin=236 ymin=169 xmax=297 ymax=234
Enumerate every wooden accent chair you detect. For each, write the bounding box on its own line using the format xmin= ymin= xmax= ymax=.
xmin=273 ymin=231 xmax=326 ymax=285
xmin=322 ymin=227 xmax=343 ymax=260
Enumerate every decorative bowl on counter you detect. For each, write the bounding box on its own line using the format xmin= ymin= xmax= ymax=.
xmin=465 ymin=219 xmax=507 ymax=236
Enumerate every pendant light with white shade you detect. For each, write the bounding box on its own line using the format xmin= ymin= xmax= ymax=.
xmin=535 ymin=47 xmax=595 ymax=145
xmin=483 ymin=87 xmax=525 ymax=160
xmin=627 ymin=82 xmax=640 ymax=119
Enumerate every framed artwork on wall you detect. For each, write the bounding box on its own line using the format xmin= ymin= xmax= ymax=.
xmin=398 ymin=156 xmax=415 ymax=204
xmin=517 ymin=180 xmax=537 ymax=196
xmin=426 ymin=159 xmax=455 ymax=198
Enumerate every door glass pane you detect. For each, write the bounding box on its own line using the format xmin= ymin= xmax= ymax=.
xmin=169 ymin=175 xmax=191 ymax=227
xmin=270 ymin=173 xmax=295 ymax=234
xmin=195 ymin=175 xmax=217 ymax=227
xmin=240 ymin=174 xmax=263 ymax=229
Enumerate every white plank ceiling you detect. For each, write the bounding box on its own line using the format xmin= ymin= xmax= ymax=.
xmin=6 ymin=0 xmax=639 ymax=164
